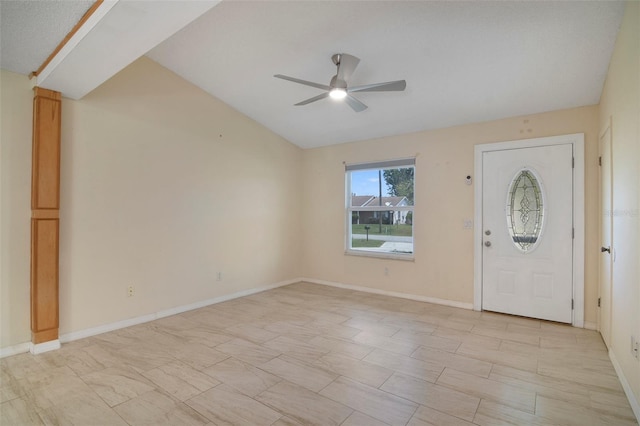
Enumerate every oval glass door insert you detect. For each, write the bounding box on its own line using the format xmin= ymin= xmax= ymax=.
xmin=506 ymin=169 xmax=544 ymax=252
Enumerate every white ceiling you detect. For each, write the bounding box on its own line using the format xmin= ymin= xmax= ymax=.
xmin=0 ymin=1 xmax=625 ymax=149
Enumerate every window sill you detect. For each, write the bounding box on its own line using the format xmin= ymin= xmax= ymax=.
xmin=345 ymin=249 xmax=415 ymax=261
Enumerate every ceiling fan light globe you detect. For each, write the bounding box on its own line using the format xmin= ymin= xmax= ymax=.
xmin=329 ymin=88 xmax=347 ymax=100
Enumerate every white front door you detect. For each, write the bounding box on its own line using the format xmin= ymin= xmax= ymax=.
xmin=482 ymin=144 xmax=574 ymax=323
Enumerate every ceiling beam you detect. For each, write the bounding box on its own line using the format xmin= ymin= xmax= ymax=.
xmin=32 ymin=0 xmax=220 ymax=100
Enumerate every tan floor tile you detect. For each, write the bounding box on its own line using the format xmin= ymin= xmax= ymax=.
xmin=260 ymin=355 xmax=337 ymax=392
xmin=0 ymin=397 xmax=44 ymax=426
xmin=63 ymin=346 xmax=111 ymax=376
xmin=391 ymin=330 xmax=460 ymax=353
xmin=342 ymin=411 xmax=390 ymax=426
xmin=224 ymin=323 xmax=280 ymax=343
xmin=256 ymin=380 xmax=353 ymax=426
xmin=1 ymin=354 xmax=49 ymax=380
xmin=436 ymin=368 xmax=536 ymax=414
xmin=508 ymin=323 xmax=574 ymax=340
xmin=81 ymin=367 xmax=155 ymax=407
xmin=431 ymin=327 xmax=502 ymax=350
xmin=471 ymin=324 xmax=540 ymax=346
xmin=456 ymin=343 xmax=538 ymax=372
xmin=202 ymin=357 xmax=281 ymax=397
xmin=342 ymin=318 xmax=401 ymax=336
xmin=263 ymin=321 xmax=319 ymax=342
xmin=142 ymin=361 xmax=219 ymax=401
xmin=363 ymin=348 xmax=443 ymax=382
xmin=353 ymin=331 xmax=420 ymax=356
xmin=407 ymin=404 xmax=474 ymax=426
xmin=311 ymin=352 xmax=393 ymax=388
xmin=589 ymin=389 xmax=638 ymax=421
xmin=22 ymin=368 xmax=95 ymax=410
xmin=1 ymin=283 xmax=634 ymax=426
xmin=303 ymin=319 xmax=362 ymax=339
xmin=479 ymin=312 xmax=542 ymax=329
xmin=271 ymin=415 xmax=305 ymax=425
xmin=262 ymin=335 xmax=330 ymax=361
xmin=473 ymin=399 xmax=553 ymax=426
xmin=186 ymin=384 xmax=281 ymax=426
xmin=216 ymin=338 xmax=280 ymax=366
xmin=411 ymin=346 xmax=492 ymax=378
xmin=535 ymin=395 xmax=638 ymax=426
xmin=38 ymin=395 xmax=128 ymax=426
xmin=381 ymin=317 xmax=438 ymax=334
xmin=164 ymin=326 xmax=234 ymax=348
xmin=537 ymin=360 xmax=624 ymax=392
xmin=105 ymin=345 xmax=175 ymax=373
xmin=319 ymin=376 xmax=417 ymax=425
xmin=0 ymin=368 xmax=26 ymax=403
xmin=307 ymin=335 xmax=374 ymax=360
xmin=489 ymin=364 xmax=589 ymax=401
xmin=162 ymin=342 xmax=230 ymax=371
xmin=380 ymin=372 xmax=480 ymax=422
xmin=115 ymin=389 xmax=209 ymax=425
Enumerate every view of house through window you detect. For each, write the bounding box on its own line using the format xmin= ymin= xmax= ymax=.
xmin=346 ymin=159 xmax=415 ymax=257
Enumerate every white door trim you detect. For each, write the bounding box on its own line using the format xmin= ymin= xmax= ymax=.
xmin=474 ymin=133 xmax=585 ymax=327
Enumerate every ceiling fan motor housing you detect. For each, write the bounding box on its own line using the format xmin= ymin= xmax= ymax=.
xmin=330 ymin=75 xmax=347 ymax=89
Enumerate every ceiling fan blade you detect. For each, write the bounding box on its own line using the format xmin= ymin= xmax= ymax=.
xmin=344 ymin=94 xmax=368 ymax=112
xmin=336 ymin=54 xmax=360 ymax=82
xmin=349 ymin=80 xmax=407 ymax=93
xmin=295 ymin=92 xmax=329 ymax=106
xmin=274 ymin=74 xmax=331 ymax=91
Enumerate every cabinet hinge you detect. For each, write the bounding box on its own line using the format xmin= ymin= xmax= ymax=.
xmin=572 ymin=157 xmax=575 ymax=168
xmin=598 ymin=297 xmax=601 ymax=307
xmin=572 ymin=228 xmax=575 ymax=239
xmin=571 ymin=299 xmax=574 ymax=310
xmin=599 ymin=156 xmax=602 ymax=166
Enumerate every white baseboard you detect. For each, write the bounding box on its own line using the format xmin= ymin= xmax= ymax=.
xmin=0 ymin=342 xmax=31 ymax=359
xmin=30 ymin=339 xmax=61 ymax=354
xmin=610 ymin=349 xmax=640 ymax=422
xmin=301 ymin=277 xmax=474 ymax=310
xmin=0 ymin=279 xmax=297 ymax=358
xmin=60 ymin=278 xmax=297 ymax=344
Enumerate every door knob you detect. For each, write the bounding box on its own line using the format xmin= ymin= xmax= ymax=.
xmin=484 ymin=241 xmax=492 ymax=247
xmin=601 ymin=246 xmax=611 ymax=253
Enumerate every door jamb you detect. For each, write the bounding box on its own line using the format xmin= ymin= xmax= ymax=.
xmin=473 ymin=133 xmax=585 ymax=327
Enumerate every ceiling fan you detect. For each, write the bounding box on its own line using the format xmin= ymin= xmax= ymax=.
xmin=274 ymin=53 xmax=406 ymax=112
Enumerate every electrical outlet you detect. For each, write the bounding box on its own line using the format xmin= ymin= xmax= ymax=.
xmin=216 ymin=272 xmax=222 ymax=282
xmin=384 ymin=267 xmax=389 ymax=276
xmin=127 ymin=285 xmax=134 ymax=297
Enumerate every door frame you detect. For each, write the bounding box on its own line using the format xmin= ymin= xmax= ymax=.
xmin=598 ymin=118 xmax=613 ymax=345
xmin=473 ymin=133 xmax=585 ymax=327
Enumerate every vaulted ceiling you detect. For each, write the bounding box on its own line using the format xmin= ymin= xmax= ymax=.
xmin=0 ymin=1 xmax=625 ymax=148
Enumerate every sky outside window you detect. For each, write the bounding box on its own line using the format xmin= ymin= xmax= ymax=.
xmin=350 ymin=169 xmax=391 ymax=196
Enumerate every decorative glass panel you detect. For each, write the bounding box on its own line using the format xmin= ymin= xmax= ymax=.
xmin=506 ymin=169 xmax=544 ymax=252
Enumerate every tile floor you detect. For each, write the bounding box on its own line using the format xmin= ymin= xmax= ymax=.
xmin=0 ymin=282 xmax=637 ymax=425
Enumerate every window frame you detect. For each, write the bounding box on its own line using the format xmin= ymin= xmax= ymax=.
xmin=345 ymin=158 xmax=415 ymax=260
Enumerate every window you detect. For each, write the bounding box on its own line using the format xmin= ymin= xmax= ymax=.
xmin=506 ymin=168 xmax=545 ymax=252
xmin=346 ymin=158 xmax=415 ymax=258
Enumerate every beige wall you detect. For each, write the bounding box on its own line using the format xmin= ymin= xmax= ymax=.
xmin=57 ymin=57 xmax=303 ymax=334
xmin=599 ymin=1 xmax=640 ymax=408
xmin=0 ymin=70 xmax=33 ymax=348
xmin=302 ymin=105 xmax=600 ymax=322
xmin=0 ymin=57 xmax=303 ymax=346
